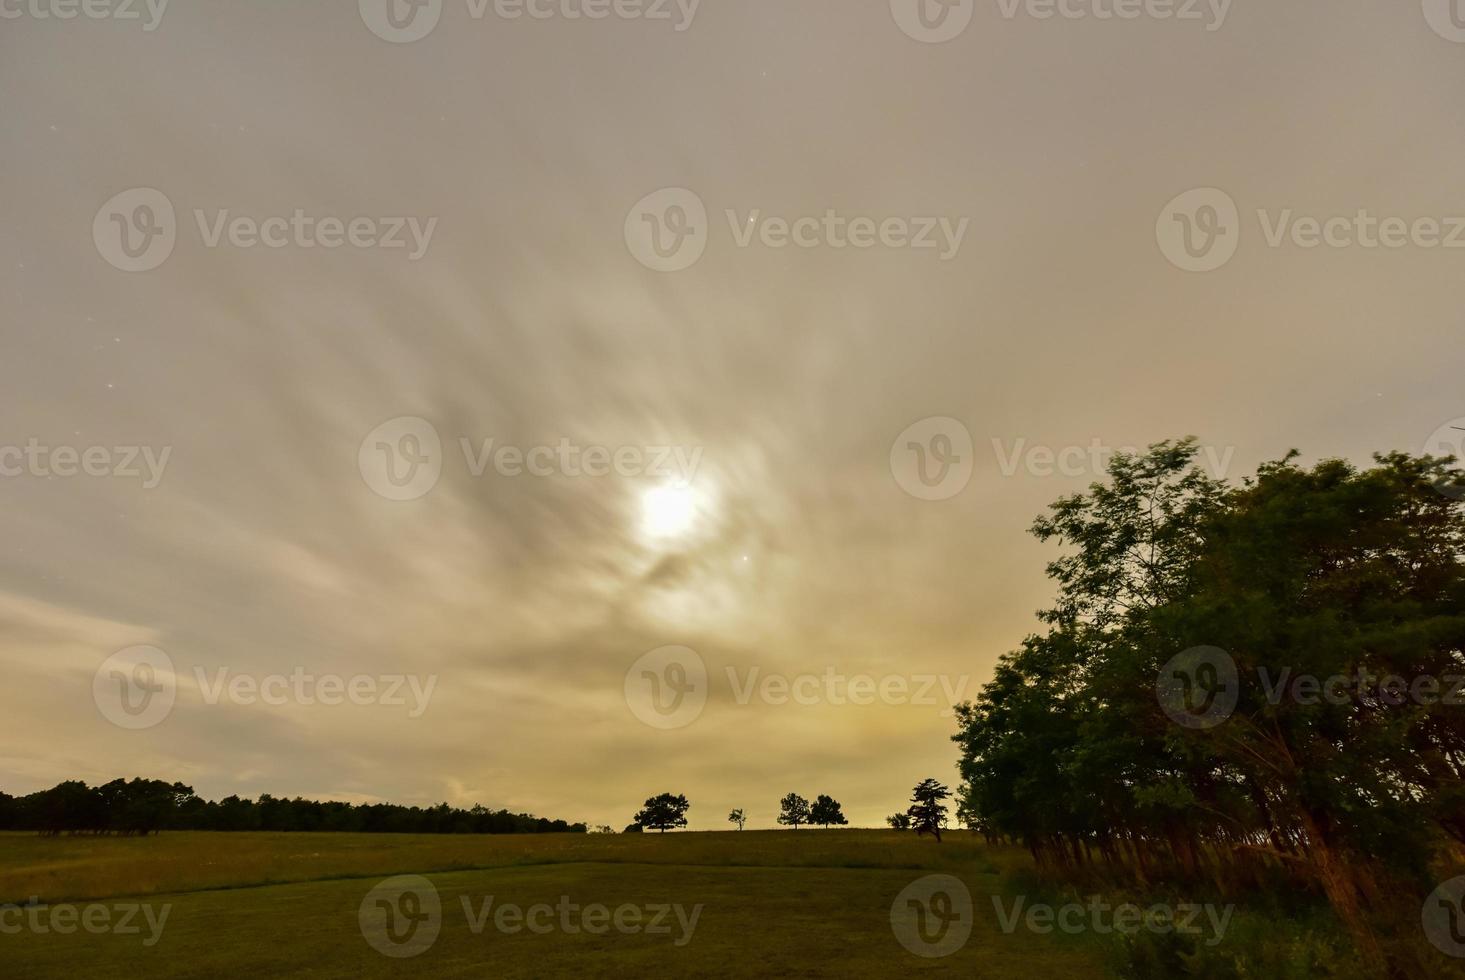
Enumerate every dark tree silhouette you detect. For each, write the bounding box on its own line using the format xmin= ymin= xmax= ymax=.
xmin=0 ymin=779 xmax=587 ymax=835
xmin=634 ymin=793 xmax=690 ymax=833
xmin=777 ymin=793 xmax=811 ymax=828
xmin=907 ymin=778 xmax=950 ymax=842
xmin=809 ymin=795 xmax=848 ymax=828
xmin=886 ymin=812 xmax=912 ymax=830
xmin=727 ymin=808 xmax=746 ymax=830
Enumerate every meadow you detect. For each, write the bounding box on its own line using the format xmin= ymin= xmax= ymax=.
xmin=0 ymin=829 xmax=1115 ymax=978
xmin=1 ymin=828 xmax=1417 ymax=978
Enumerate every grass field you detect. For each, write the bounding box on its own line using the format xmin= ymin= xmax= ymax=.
xmin=0 ymin=829 xmax=1118 ymax=978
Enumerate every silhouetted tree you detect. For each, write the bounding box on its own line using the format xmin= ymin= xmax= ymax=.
xmin=777 ymin=793 xmax=811 ymax=829
xmin=809 ymin=795 xmax=848 ymax=828
xmin=907 ymin=778 xmax=950 ymax=842
xmin=728 ymin=808 xmax=746 ymax=830
xmin=887 ymin=812 xmax=912 ymax=830
xmin=634 ymin=793 xmax=690 ymax=833
xmin=0 ymin=779 xmax=586 ymax=836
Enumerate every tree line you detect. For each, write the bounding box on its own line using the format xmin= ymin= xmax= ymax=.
xmin=0 ymin=778 xmax=587 ymax=836
xmin=950 ymin=441 xmax=1465 ymax=976
xmin=628 ymin=780 xmax=951 ymax=835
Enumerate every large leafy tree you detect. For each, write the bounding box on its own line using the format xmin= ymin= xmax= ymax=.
xmin=809 ymin=795 xmax=848 ymax=828
xmin=634 ymin=793 xmax=690 ymax=833
xmin=777 ymin=793 xmax=811 ymax=829
xmin=953 ymin=441 xmax=1465 ymax=975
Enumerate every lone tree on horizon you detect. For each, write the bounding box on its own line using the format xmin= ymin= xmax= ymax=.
xmin=809 ymin=795 xmax=848 ymax=828
xmin=727 ymin=808 xmax=746 ymax=830
xmin=776 ymin=793 xmax=811 ymax=829
xmin=634 ymin=793 xmax=690 ymax=833
xmin=907 ymin=778 xmax=950 ymax=842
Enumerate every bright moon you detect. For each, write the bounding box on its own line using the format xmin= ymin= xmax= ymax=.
xmin=641 ymin=484 xmax=698 ymax=539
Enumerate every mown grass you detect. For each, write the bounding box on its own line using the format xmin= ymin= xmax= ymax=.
xmin=4 ymin=830 xmax=1451 ymax=978
xmin=0 ymin=829 xmax=995 ymax=904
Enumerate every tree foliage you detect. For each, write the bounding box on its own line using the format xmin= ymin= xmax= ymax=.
xmin=906 ymin=778 xmax=950 ymax=842
xmin=0 ymin=778 xmax=587 ymax=835
xmin=952 ymin=440 xmax=1465 ymax=975
xmin=634 ymin=793 xmax=690 ymax=833
xmin=777 ymin=793 xmax=811 ymax=828
xmin=809 ymin=794 xmax=848 ymax=828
